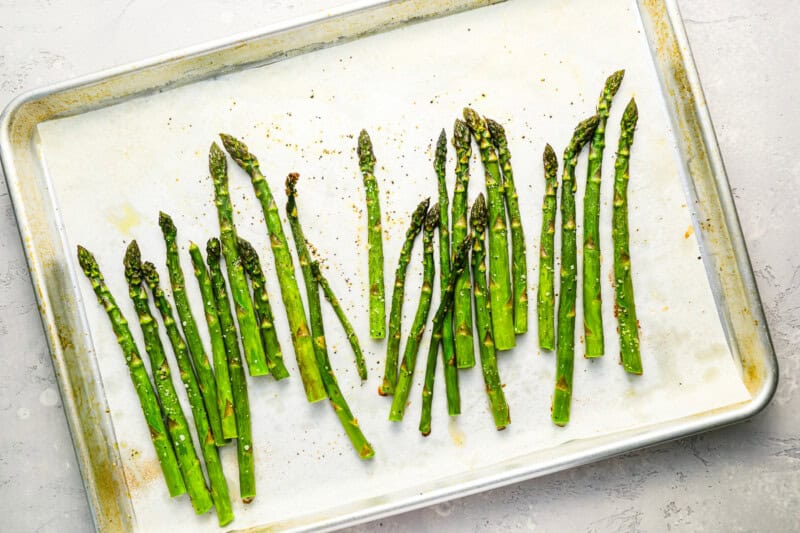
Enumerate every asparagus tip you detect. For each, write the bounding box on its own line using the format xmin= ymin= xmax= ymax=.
xmin=285 ymin=172 xmax=299 ymax=198
xmin=436 ymin=128 xmax=447 ymax=155
xmin=622 ymin=98 xmax=638 ymax=128
xmin=158 ymin=211 xmax=175 ymax=234
xmin=141 ymin=261 xmax=159 ymax=288
xmin=470 ymin=193 xmax=487 ymax=233
xmin=123 ymin=240 xmax=143 ymax=285
xmin=605 ymin=69 xmax=626 ymax=97
xmin=452 ymin=118 xmax=470 ymax=149
xmin=543 ymin=144 xmax=558 ymax=174
xmin=237 ymin=237 xmax=258 ymax=275
xmin=462 ymin=107 xmax=482 ymax=131
xmin=76 ymin=245 xmax=97 ymax=275
xmin=218 ymin=133 xmax=253 ymax=169
xmin=357 ymin=129 xmax=375 ymax=168
xmin=424 ymin=201 xmax=439 ymax=232
xmin=206 ymin=237 xmax=221 ymax=260
xmin=485 ymin=117 xmax=506 ymax=147
xmin=209 ymin=142 xmax=227 ymax=178
xmin=573 ymin=115 xmax=601 ymax=148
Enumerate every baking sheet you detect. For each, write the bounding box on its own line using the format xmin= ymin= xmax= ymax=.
xmin=35 ymin=0 xmax=750 ymax=530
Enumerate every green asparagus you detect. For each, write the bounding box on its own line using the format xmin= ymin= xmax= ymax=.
xmin=451 ymin=119 xmax=475 ymax=368
xmin=381 ymin=198 xmax=429 ymax=396
xmin=357 ymin=129 xmax=386 ymax=339
xmin=206 ymin=238 xmax=256 ymax=502
xmin=219 ymin=133 xmax=327 ymax=403
xmin=236 ymin=238 xmax=291 ymax=380
xmin=583 ymin=70 xmax=625 ymax=358
xmin=470 ymin=195 xmax=510 ymax=430
xmin=613 ymin=98 xmax=643 ymax=375
xmin=537 ymin=144 xmax=559 ymax=351
xmin=77 ymin=246 xmax=186 ymax=497
xmin=209 ymin=143 xmax=269 ymax=377
xmin=435 ymin=133 xmax=460 ymax=416
xmin=159 ymin=212 xmax=225 ymax=446
xmin=389 ymin=203 xmax=436 ymax=422
xmin=124 ymin=242 xmax=212 ymax=514
xmin=463 ymin=107 xmax=515 ymax=351
xmin=486 ymin=117 xmax=528 ymax=335
xmin=188 ymin=242 xmax=236 ymax=439
xmin=552 ymin=115 xmax=600 ymax=427
xmin=285 ymin=173 xmax=374 ymax=459
xmin=142 ymin=261 xmax=234 ymax=526
xmin=419 ymin=236 xmax=472 ymax=436
xmin=311 ymin=261 xmax=368 ymax=382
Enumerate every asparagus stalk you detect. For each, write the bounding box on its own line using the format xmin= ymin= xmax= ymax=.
xmin=463 ymin=107 xmax=515 ymax=351
xmin=381 ymin=198 xmax=430 ymax=396
xmin=434 ymin=133 xmax=460 ymax=416
xmin=311 ymin=261 xmax=368 ymax=382
xmin=357 ymin=129 xmax=387 ymax=339
xmin=159 ymin=212 xmax=225 ymax=446
xmin=552 ymin=115 xmax=600 ymax=427
xmin=613 ymin=98 xmax=643 ymax=375
xmin=236 ymin=238 xmax=291 ymax=380
xmin=486 ymin=117 xmax=528 ymax=335
xmin=419 ymin=236 xmax=472 ymax=436
xmin=285 ymin=173 xmax=374 ymax=459
xmin=583 ymin=70 xmax=625 ymax=358
xmin=123 ymin=242 xmax=212 ymax=514
xmin=470 ymin=195 xmax=511 ymax=430
xmin=76 ymin=246 xmax=186 ymax=497
xmin=389 ymin=204 xmax=436 ymax=422
xmin=219 ymin=133 xmax=327 ymax=403
xmin=209 ymin=143 xmax=269 ymax=377
xmin=188 ymin=242 xmax=237 ymax=439
xmin=206 ymin=238 xmax=256 ymax=502
xmin=537 ymin=144 xmax=559 ymax=351
xmin=451 ymin=119 xmax=475 ymax=368
xmin=142 ymin=261 xmax=234 ymax=526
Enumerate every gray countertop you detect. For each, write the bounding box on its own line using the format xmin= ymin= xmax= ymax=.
xmin=1 ymin=1 xmax=797 ymax=531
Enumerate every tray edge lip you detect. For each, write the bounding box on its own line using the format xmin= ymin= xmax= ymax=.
xmin=0 ymin=0 xmax=779 ymax=530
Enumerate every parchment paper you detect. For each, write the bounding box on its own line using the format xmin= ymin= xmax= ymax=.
xmin=37 ymin=0 xmax=750 ymax=530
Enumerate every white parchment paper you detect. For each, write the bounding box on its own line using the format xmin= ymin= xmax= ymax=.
xmin=37 ymin=0 xmax=750 ymax=530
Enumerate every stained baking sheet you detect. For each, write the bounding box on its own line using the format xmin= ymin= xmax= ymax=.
xmin=2 ymin=0 xmax=772 ymax=531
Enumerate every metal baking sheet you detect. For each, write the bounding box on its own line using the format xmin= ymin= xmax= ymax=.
xmin=0 ymin=0 xmax=777 ymax=531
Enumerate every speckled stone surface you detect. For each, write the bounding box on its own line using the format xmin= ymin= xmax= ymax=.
xmin=1 ymin=1 xmax=797 ymax=531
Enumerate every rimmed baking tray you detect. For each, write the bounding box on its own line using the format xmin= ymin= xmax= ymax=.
xmin=0 ymin=0 xmax=777 ymax=531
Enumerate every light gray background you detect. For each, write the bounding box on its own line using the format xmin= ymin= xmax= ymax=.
xmin=0 ymin=1 xmax=797 ymax=531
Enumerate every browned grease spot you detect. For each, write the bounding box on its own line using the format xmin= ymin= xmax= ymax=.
xmin=123 ymin=458 xmax=163 ymax=493
xmin=448 ymin=419 xmax=465 ymax=447
xmin=684 ymin=225 xmax=694 ymax=239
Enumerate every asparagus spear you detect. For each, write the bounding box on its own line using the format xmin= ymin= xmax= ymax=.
xmin=123 ymin=242 xmax=212 ymax=514
xmin=285 ymin=173 xmax=374 ymax=459
xmin=142 ymin=261 xmax=234 ymax=526
xmin=236 ymin=238 xmax=291 ymax=380
xmin=463 ymin=107 xmax=515 ymax=351
xmin=311 ymin=261 xmax=368 ymax=382
xmin=357 ymin=129 xmax=387 ymax=339
xmin=451 ymin=119 xmax=475 ymax=368
xmin=434 ymin=133 xmax=461 ymax=416
xmin=209 ymin=143 xmax=269 ymax=377
xmin=419 ymin=236 xmax=472 ymax=436
xmin=552 ymin=115 xmax=600 ymax=427
xmin=206 ymin=238 xmax=256 ymax=503
xmin=381 ymin=197 xmax=430 ymax=396
xmin=537 ymin=144 xmax=559 ymax=351
xmin=188 ymin=242 xmax=237 ymax=439
xmin=159 ymin=212 xmax=225 ymax=446
xmin=470 ymin=195 xmax=511 ymax=430
xmin=487 ymin=117 xmax=528 ymax=335
xmin=613 ymin=98 xmax=643 ymax=375
xmin=583 ymin=70 xmax=625 ymax=358
xmin=219 ymin=133 xmax=327 ymax=403
xmin=389 ymin=203 xmax=436 ymax=422
xmin=76 ymin=246 xmax=186 ymax=497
